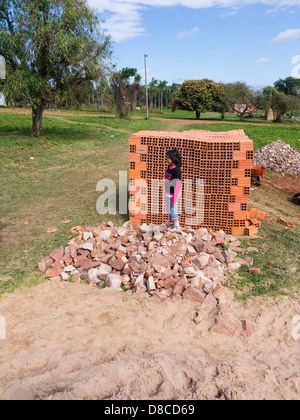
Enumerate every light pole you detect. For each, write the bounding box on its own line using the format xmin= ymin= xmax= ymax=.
xmin=144 ymin=54 xmax=149 ymax=120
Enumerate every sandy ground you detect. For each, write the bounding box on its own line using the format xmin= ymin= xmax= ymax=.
xmin=0 ymin=280 xmax=299 ymax=400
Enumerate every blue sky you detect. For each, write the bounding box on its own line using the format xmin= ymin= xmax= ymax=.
xmin=88 ymin=1 xmax=300 ymax=87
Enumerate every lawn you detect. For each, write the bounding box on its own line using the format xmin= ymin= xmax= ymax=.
xmin=0 ymin=110 xmax=299 ymax=298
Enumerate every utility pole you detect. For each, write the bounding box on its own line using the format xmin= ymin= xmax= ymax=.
xmin=144 ymin=54 xmax=149 ymax=120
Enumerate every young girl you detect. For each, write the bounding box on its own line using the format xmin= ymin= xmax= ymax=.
xmin=165 ymin=149 xmax=182 ymax=231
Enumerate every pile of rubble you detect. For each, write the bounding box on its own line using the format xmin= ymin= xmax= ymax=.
xmin=253 ymin=140 xmax=300 ymax=175
xmin=38 ymin=221 xmax=259 ymax=336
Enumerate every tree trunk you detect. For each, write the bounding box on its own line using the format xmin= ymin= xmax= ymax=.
xmin=196 ymin=111 xmax=200 ymax=120
xmin=31 ymin=106 xmax=44 ymax=137
xmin=101 ymin=93 xmax=104 ymax=111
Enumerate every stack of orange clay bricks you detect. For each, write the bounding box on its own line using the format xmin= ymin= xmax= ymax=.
xmin=129 ymin=129 xmax=255 ymax=236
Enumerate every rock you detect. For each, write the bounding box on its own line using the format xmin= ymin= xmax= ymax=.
xmin=249 ymin=267 xmax=262 ymax=275
xmin=184 ymin=266 xmax=197 ymax=276
xmin=147 ymin=276 xmax=156 ymax=293
xmin=105 ymin=274 xmax=123 ymax=290
xmin=70 ymin=243 xmax=78 ymax=259
xmin=235 ymin=257 xmax=250 ymax=267
xmin=203 ymin=293 xmax=218 ymax=308
xmin=140 ymin=223 xmax=151 ymax=233
xmin=196 ymin=228 xmax=208 ymax=238
xmin=49 ymin=246 xmax=65 ymax=261
xmin=148 ymin=241 xmax=157 ymax=250
xmin=98 ymin=263 xmax=112 ymax=280
xmin=60 ymin=272 xmax=70 ymax=281
xmin=158 ymin=276 xmax=177 ymax=289
xmin=193 ymin=253 xmax=213 ymax=270
xmin=173 ymin=275 xmax=188 ymax=295
xmin=227 ymin=262 xmax=241 ymax=273
xmin=38 ymin=257 xmax=54 ymax=272
xmin=74 ymin=255 xmax=90 ymax=267
xmin=213 ymin=285 xmax=226 ymax=299
xmin=64 ymin=265 xmax=76 ymax=272
xmin=110 ymin=258 xmax=126 ymax=271
xmin=202 ymin=234 xmax=213 ymax=242
xmin=186 ymin=245 xmax=197 ymax=257
xmin=246 ymin=247 xmax=259 ymax=253
xmin=63 ymin=253 xmax=72 ymax=266
xmin=88 ymin=268 xmax=100 ymax=284
xmin=83 ymin=231 xmax=93 ymax=241
xmin=79 ymin=242 xmax=94 ymax=252
xmin=212 ymin=305 xmax=241 ymax=337
xmin=128 ymin=235 xmax=136 ymax=243
xmin=241 ymin=320 xmax=255 ymax=338
xmin=222 ymin=250 xmax=235 ymax=264
xmin=191 ymin=239 xmax=206 ymax=253
xmin=45 ymin=266 xmax=62 ymax=278
xmin=183 ymin=286 xmax=206 ymax=303
xmin=100 ymin=230 xmax=112 ymax=241
xmin=117 ymin=227 xmax=127 ymax=237
xmin=153 ymin=232 xmax=164 ymax=242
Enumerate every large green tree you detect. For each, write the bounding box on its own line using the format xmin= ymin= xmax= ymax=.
xmin=0 ymin=0 xmax=112 ymax=136
xmin=263 ymin=86 xmax=300 ymax=122
xmin=224 ymin=82 xmax=262 ymax=121
xmin=274 ymin=77 xmax=300 ymax=97
xmin=174 ymin=79 xmax=225 ymax=119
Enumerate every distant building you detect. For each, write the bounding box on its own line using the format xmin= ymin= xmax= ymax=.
xmin=234 ymin=104 xmax=257 ymax=114
xmin=0 ymin=92 xmax=6 ymax=107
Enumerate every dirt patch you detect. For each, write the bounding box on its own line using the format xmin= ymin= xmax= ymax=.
xmin=0 ymin=281 xmax=299 ymax=400
xmin=262 ymin=174 xmax=300 ymax=195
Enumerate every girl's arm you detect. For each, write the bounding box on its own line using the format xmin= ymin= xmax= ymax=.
xmin=172 ymin=180 xmax=182 ymax=205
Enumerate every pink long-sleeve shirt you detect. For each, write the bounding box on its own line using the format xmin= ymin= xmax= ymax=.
xmin=165 ymin=165 xmax=182 ymax=205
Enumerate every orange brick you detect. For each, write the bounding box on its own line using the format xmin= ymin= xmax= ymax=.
xmin=244 ymin=226 xmax=258 ymax=236
xmin=249 ymin=208 xmax=257 ymax=217
xmin=250 ymin=218 xmax=261 ymax=228
xmin=256 ymin=211 xmax=269 ymax=219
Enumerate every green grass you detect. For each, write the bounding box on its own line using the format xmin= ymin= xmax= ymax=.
xmin=0 ymin=111 xmax=189 ymax=295
xmin=133 ymin=108 xmax=300 ymax=124
xmin=0 ymin=110 xmax=299 ymax=298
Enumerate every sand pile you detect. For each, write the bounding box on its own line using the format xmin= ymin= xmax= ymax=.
xmin=253 ymin=140 xmax=300 ymax=174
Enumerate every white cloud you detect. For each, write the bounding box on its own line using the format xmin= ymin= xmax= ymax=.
xmin=88 ymin=1 xmax=300 ymax=42
xmin=270 ymin=28 xmax=300 ymax=43
xmin=254 ymin=57 xmax=270 ymax=63
xmin=176 ymin=27 xmax=199 ymax=40
xmin=219 ymin=11 xmax=237 ymax=17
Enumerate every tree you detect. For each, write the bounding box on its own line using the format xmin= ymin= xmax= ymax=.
xmin=0 ymin=0 xmax=112 ymax=136
xmin=157 ymin=80 xmax=168 ymax=111
xmin=274 ymin=77 xmax=300 ymax=97
xmin=213 ymin=95 xmax=230 ymax=120
xmin=174 ymin=79 xmax=225 ymax=119
xmin=148 ymin=78 xmax=158 ymax=111
xmin=224 ymin=82 xmax=261 ymax=121
xmin=111 ymin=67 xmax=141 ymax=117
xmin=262 ymin=86 xmax=289 ymax=122
xmin=286 ymin=95 xmax=300 ymax=118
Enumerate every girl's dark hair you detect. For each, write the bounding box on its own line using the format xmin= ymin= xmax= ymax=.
xmin=167 ymin=149 xmax=182 ymax=167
